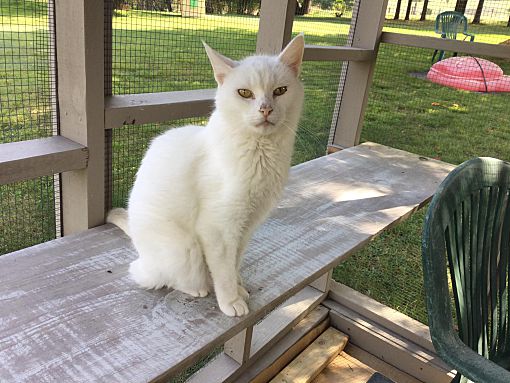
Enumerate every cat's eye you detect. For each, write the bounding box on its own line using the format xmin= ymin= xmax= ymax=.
xmin=238 ymin=89 xmax=254 ymax=99
xmin=273 ymin=86 xmax=287 ymax=96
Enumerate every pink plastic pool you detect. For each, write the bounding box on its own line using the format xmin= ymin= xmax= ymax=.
xmin=427 ymin=56 xmax=510 ymax=92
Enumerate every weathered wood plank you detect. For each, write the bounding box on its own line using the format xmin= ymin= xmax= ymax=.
xmin=381 ymin=32 xmax=510 ymax=60
xmin=247 ymin=309 xmax=330 ymax=383
xmin=189 ymin=305 xmax=330 ymax=383
xmin=303 ymin=45 xmax=375 ymax=62
xmin=0 ymin=143 xmax=453 ymax=382
xmin=0 ymin=137 xmax=88 ymax=185
xmin=344 ymin=344 xmax=422 ymax=383
xmin=326 ymin=299 xmax=455 ymax=383
xmin=104 ymin=89 xmax=216 ymax=129
xmin=269 ymin=327 xmax=349 ymax=383
xmin=312 ymin=350 xmax=375 ymax=383
xmin=328 ymin=281 xmax=434 ymax=352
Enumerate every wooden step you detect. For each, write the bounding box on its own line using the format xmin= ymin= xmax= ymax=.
xmin=312 ymin=344 xmax=420 ymax=383
xmin=269 ymin=327 xmax=349 ymax=383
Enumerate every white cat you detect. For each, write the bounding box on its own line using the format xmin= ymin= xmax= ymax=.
xmin=107 ymin=34 xmax=305 ymax=317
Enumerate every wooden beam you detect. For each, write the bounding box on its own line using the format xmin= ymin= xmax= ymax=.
xmin=104 ymin=89 xmax=216 ymax=129
xmin=188 ymin=306 xmax=330 ymax=383
xmin=256 ymin=0 xmax=296 ymax=55
xmin=326 ymin=299 xmax=455 ymax=383
xmin=269 ymin=327 xmax=349 ymax=383
xmin=303 ymin=45 xmax=375 ymax=62
xmin=327 ymin=281 xmax=434 ymax=352
xmin=309 ymin=270 xmax=333 ymax=293
xmin=225 ymin=327 xmax=254 ymax=365
xmin=0 ymin=144 xmax=454 ymax=383
xmin=329 ymin=0 xmax=388 ymax=149
xmin=381 ymin=32 xmax=510 ymax=60
xmin=56 ymin=0 xmax=105 ymax=235
xmin=223 ymin=286 xmax=326 ymax=380
xmin=0 ymin=137 xmax=88 ymax=185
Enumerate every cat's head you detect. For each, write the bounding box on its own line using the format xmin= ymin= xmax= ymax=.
xmin=204 ymin=34 xmax=305 ymax=136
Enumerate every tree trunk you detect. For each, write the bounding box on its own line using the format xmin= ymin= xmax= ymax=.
xmin=404 ymin=0 xmax=413 ymax=20
xmin=295 ymin=0 xmax=311 ymax=16
xmin=454 ymin=0 xmax=468 ymax=14
xmin=420 ymin=0 xmax=429 ymax=21
xmin=394 ymin=0 xmax=402 ymax=19
xmin=508 ymin=15 xmax=510 ymax=27
xmin=472 ymin=0 xmax=485 ymax=24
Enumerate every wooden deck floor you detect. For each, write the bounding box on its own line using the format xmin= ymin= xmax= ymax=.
xmin=314 ymin=344 xmax=422 ymax=383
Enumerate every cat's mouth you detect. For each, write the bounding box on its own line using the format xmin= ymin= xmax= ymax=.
xmin=255 ymin=121 xmax=275 ymax=128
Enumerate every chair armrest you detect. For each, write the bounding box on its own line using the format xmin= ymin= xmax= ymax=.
xmin=463 ymin=32 xmax=475 ymax=42
xmin=433 ymin=331 xmax=510 ymax=383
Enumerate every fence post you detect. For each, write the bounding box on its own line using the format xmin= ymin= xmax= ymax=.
xmin=55 ymin=0 xmax=105 ymax=235
xmin=328 ymin=0 xmax=388 ymax=151
xmin=256 ymin=0 xmax=296 ymax=54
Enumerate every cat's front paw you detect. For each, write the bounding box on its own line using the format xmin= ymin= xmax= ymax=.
xmin=219 ymin=297 xmax=249 ymax=317
xmin=238 ymin=284 xmax=250 ymax=300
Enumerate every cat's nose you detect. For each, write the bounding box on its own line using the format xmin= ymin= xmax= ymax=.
xmin=259 ymin=105 xmax=273 ymax=118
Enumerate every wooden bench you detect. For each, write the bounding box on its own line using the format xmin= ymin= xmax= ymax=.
xmin=0 ymin=143 xmax=453 ymax=382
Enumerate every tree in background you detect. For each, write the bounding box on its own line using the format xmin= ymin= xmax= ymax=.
xmin=454 ymin=0 xmax=468 ymax=14
xmin=394 ymin=0 xmax=403 ymax=20
xmin=311 ymin=0 xmax=348 ymax=16
xmin=295 ymin=0 xmax=312 ymax=15
xmin=404 ymin=0 xmax=413 ymax=20
xmin=420 ymin=0 xmax=429 ymax=21
xmin=472 ymin=0 xmax=485 ymax=24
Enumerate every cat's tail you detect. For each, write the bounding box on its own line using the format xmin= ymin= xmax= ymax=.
xmin=106 ymin=208 xmax=130 ymax=236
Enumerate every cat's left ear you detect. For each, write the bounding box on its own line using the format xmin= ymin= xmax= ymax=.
xmin=278 ymin=33 xmax=304 ymax=76
xmin=203 ymin=42 xmax=238 ymax=85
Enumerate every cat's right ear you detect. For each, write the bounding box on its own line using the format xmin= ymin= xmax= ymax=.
xmin=203 ymin=42 xmax=237 ymax=85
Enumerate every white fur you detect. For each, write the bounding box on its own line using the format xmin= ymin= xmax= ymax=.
xmin=107 ymin=35 xmax=305 ymax=317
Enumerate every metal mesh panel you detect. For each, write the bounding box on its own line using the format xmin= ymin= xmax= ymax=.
xmin=333 ymin=1 xmax=510 ymax=324
xmin=0 ymin=176 xmax=58 ymax=255
xmin=292 ymin=4 xmax=353 ymax=162
xmin=0 ymin=0 xmax=59 ymax=255
xmin=110 ymin=0 xmax=258 ymax=95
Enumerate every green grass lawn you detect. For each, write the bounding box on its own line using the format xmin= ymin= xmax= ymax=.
xmin=1 ymin=3 xmax=510 ymax=324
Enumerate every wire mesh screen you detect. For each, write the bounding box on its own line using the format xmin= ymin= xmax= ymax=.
xmin=110 ymin=0 xmax=258 ymax=95
xmin=0 ymin=0 xmax=59 ymax=255
xmin=334 ymin=2 xmax=510 ymax=324
xmin=292 ymin=4 xmax=353 ymax=163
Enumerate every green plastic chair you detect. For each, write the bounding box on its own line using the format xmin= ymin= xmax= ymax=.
xmin=432 ymin=11 xmax=475 ymax=62
xmin=422 ymin=157 xmax=510 ymax=383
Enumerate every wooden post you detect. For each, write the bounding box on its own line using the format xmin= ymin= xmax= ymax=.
xmin=224 ymin=326 xmax=254 ymax=365
xmin=55 ymin=0 xmax=105 ymax=235
xmin=309 ymin=270 xmax=333 ymax=293
xmin=256 ymin=0 xmax=296 ymax=54
xmin=328 ymin=0 xmax=388 ymax=151
xmin=104 ymin=0 xmax=113 ymax=213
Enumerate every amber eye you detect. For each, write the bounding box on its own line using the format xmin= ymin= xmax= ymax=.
xmin=273 ymin=86 xmax=287 ymax=96
xmin=238 ymin=89 xmax=254 ymax=99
